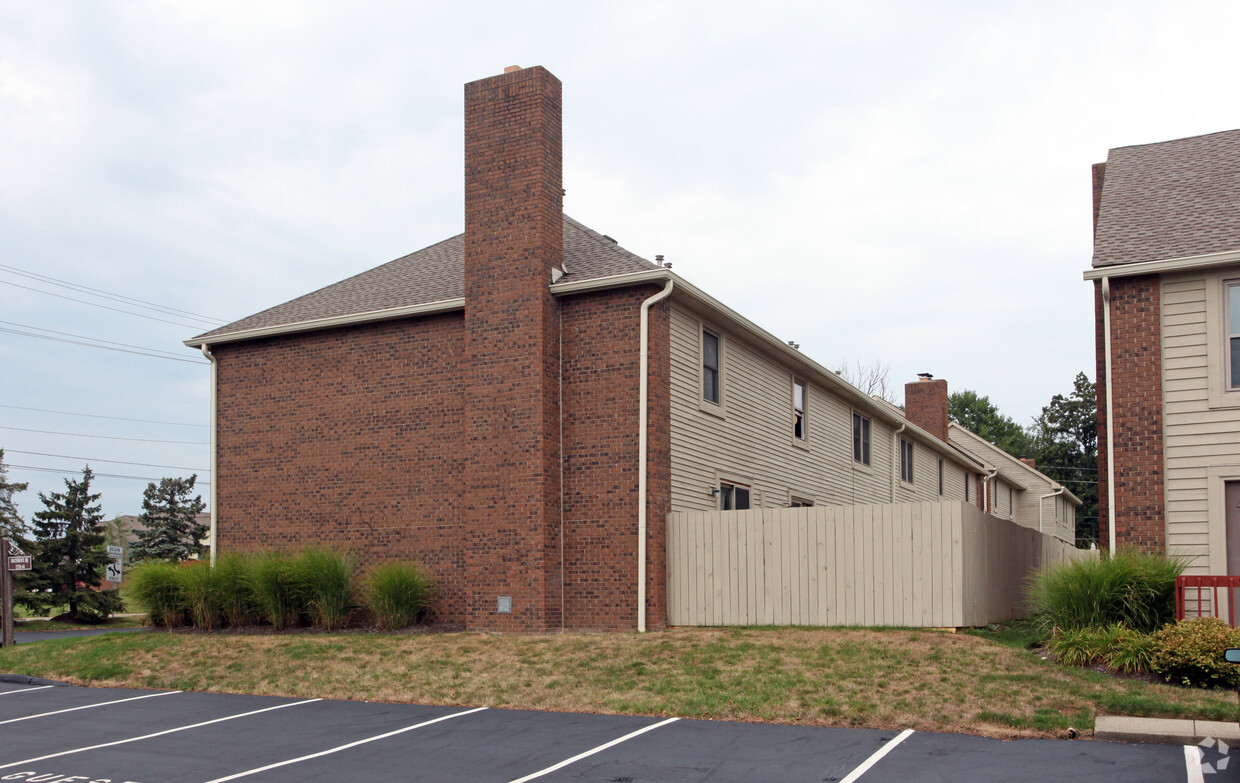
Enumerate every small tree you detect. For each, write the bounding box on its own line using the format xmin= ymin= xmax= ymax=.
xmin=132 ymin=475 xmax=207 ymax=562
xmin=17 ymin=466 xmax=121 ymax=621
xmin=0 ymin=448 xmax=30 ymax=539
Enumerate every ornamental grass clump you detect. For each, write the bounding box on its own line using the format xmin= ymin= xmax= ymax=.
xmin=1149 ymin=617 xmax=1240 ymax=689
xmin=1029 ymin=549 xmax=1185 ymax=634
xmin=1045 ymin=623 xmax=1157 ymax=673
xmin=213 ymin=551 xmax=258 ymax=627
xmin=127 ymin=560 xmax=187 ymax=628
xmin=364 ymin=562 xmax=434 ymax=630
xmin=177 ymin=560 xmax=224 ymax=631
xmin=247 ymin=551 xmax=303 ymax=630
xmin=294 ymin=547 xmax=355 ymax=630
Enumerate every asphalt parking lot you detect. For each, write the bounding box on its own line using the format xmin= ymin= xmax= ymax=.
xmin=0 ymin=680 xmax=1224 ymax=782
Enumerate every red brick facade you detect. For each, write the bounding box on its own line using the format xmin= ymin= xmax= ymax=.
xmin=904 ymin=378 xmax=949 ymax=442
xmin=1094 ymin=275 xmax=1166 ymax=552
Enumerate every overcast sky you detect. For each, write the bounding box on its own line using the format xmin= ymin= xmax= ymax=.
xmin=3 ymin=1 xmax=1239 ymax=519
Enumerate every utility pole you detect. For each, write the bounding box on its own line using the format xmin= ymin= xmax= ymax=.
xmin=1 ymin=535 xmax=13 ymax=648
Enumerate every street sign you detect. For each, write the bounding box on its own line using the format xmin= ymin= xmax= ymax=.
xmin=7 ymin=556 xmax=31 ymax=571
xmin=106 ymin=545 xmax=123 ymax=557
xmin=106 ymin=555 xmax=123 ymax=582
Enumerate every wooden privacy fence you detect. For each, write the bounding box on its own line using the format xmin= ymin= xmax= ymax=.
xmin=666 ymin=501 xmax=1093 ymax=628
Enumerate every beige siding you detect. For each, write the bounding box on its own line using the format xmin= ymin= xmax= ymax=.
xmin=669 ymin=303 xmax=971 ymax=513
xmin=1160 ymin=271 xmax=1240 ymax=574
xmin=666 ymin=501 xmax=1092 ymax=627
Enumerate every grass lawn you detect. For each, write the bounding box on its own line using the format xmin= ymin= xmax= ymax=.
xmin=14 ymin=615 xmax=148 ymax=632
xmin=1 ymin=624 xmax=1236 ymax=739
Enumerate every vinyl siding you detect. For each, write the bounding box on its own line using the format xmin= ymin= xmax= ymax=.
xmin=668 ymin=303 xmax=971 ymax=513
xmin=1160 ymin=271 xmax=1240 ymax=573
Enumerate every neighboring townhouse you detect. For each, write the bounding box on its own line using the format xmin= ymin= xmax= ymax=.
xmin=1086 ymin=128 xmax=1240 ymax=574
xmin=187 ymin=66 xmax=1049 ymax=632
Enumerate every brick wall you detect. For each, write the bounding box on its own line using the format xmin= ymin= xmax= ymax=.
xmin=212 ymin=314 xmax=471 ymax=622
xmin=1094 ymin=275 xmax=1165 ymax=552
xmin=463 ymin=66 xmax=564 ymax=631
xmin=560 ymin=287 xmax=671 ymax=630
xmin=904 ymin=378 xmax=949 ymax=442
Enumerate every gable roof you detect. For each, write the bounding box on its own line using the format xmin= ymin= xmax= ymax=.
xmin=947 ymin=422 xmax=1082 ymax=505
xmin=190 ymin=215 xmax=658 ymax=343
xmin=1093 ymin=128 xmax=1240 ymax=268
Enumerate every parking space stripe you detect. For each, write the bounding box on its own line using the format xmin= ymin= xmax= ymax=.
xmin=0 ymin=689 xmax=182 ymax=725
xmin=0 ymin=685 xmax=54 ymax=696
xmin=1185 ymin=745 xmax=1204 ymax=783
xmin=507 ymin=717 xmax=680 ymax=783
xmin=199 ymin=706 xmax=489 ymax=783
xmin=838 ymin=728 xmax=914 ymax=783
xmin=0 ymin=697 xmax=321 ymax=769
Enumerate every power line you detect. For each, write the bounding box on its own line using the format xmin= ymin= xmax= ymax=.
xmin=6 ymin=450 xmax=207 ymax=473
xmin=0 ymin=323 xmax=209 ymax=365
xmin=0 ymin=404 xmax=206 ymax=428
xmin=0 ymin=320 xmax=195 ymax=358
xmin=0 ymin=279 xmax=212 ymax=330
xmin=0 ymin=262 xmax=227 ymax=325
xmin=0 ymin=426 xmax=207 ymax=445
xmin=8 ymin=463 xmax=210 ymax=485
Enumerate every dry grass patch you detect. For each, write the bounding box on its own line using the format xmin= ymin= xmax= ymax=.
xmin=2 ymin=626 xmax=1235 ymax=739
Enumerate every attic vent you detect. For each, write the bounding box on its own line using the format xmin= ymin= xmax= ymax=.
xmin=787 ymin=341 xmax=800 ymax=350
xmin=601 ymin=234 xmax=618 ymax=244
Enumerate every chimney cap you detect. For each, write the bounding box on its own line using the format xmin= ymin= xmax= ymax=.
xmin=503 ymin=65 xmax=522 ymax=73
xmin=917 ymin=373 xmax=934 ymax=381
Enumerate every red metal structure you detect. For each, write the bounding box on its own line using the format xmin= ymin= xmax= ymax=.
xmin=1175 ymin=575 xmax=1240 ymax=624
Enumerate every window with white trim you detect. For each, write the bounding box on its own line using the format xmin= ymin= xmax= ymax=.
xmin=719 ymin=481 xmax=750 ymax=510
xmin=1228 ymin=281 xmax=1240 ymax=389
xmin=900 ymin=438 xmax=914 ymax=484
xmin=852 ymin=412 xmax=871 ymax=466
xmin=937 ymin=459 xmax=944 ymax=496
xmin=793 ymin=379 xmax=807 ymax=440
xmin=702 ymin=328 xmax=721 ymax=404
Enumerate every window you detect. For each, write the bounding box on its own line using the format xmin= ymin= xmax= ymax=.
xmin=1008 ymin=485 xmax=1013 ymax=510
xmin=1229 ymin=282 xmax=1240 ymax=389
xmin=964 ymin=473 xmax=970 ymax=501
xmin=702 ymin=329 xmax=721 ymax=404
xmin=790 ymin=496 xmax=814 ymax=508
xmin=937 ymin=459 xmax=944 ymax=496
xmin=719 ymin=481 xmax=750 ymax=510
xmin=900 ymin=438 xmax=914 ymax=484
xmin=852 ymin=412 xmax=871 ymax=466
xmin=793 ymin=380 xmax=806 ymax=440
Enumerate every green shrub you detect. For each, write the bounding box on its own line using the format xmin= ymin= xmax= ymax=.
xmin=1046 ymin=623 xmax=1159 ymax=673
xmin=294 ymin=548 xmax=355 ymax=630
xmin=1106 ymin=626 xmax=1159 ymax=673
xmin=213 ymin=551 xmax=258 ymax=627
xmin=1029 ymin=549 xmax=1185 ymax=633
xmin=247 ymin=552 xmax=303 ymax=630
xmin=1150 ymin=617 xmax=1240 ymax=689
xmin=364 ymin=562 xmax=434 ymax=630
xmin=177 ymin=560 xmax=224 ymax=631
xmin=128 ymin=561 xmax=186 ymax=628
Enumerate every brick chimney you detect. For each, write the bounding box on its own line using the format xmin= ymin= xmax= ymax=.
xmin=463 ymin=66 xmax=564 ymax=631
xmin=1092 ymin=162 xmax=1106 ymax=238
xmin=1019 ymin=457 xmax=1036 ymax=470
xmin=904 ymin=374 xmax=949 ymax=442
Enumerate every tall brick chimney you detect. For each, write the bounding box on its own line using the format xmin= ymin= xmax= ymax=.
xmin=463 ymin=66 xmax=564 ymax=631
xmin=905 ymin=374 xmax=949 ymax=442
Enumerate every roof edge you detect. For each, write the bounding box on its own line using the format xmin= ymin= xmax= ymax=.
xmin=948 ymin=423 xmax=1083 ymax=505
xmin=1084 ymin=247 xmax=1240 ymax=280
xmin=184 ymin=298 xmax=466 ymax=347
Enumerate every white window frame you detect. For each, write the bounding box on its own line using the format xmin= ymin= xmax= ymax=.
xmin=852 ymin=411 xmax=872 ymax=468
xmin=899 ymin=437 xmax=914 ymax=485
xmin=718 ymin=479 xmax=752 ymax=511
xmin=937 ymin=459 xmax=944 ymax=496
xmin=1200 ymin=272 xmax=1240 ymax=409
xmin=699 ymin=323 xmax=726 ymax=416
xmin=792 ymin=378 xmax=808 ymax=447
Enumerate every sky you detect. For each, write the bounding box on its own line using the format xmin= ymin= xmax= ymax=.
xmin=2 ymin=0 xmax=1239 ymax=520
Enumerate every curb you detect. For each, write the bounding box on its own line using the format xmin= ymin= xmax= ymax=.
xmin=0 ymin=673 xmax=65 ymax=686
xmin=1095 ymin=715 xmax=1240 ymax=745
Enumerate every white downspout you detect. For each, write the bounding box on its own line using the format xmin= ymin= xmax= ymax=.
xmin=983 ymin=467 xmax=998 ymax=515
xmin=891 ymin=423 xmax=906 ymax=502
xmin=200 ymin=344 xmax=218 ymax=565
xmin=638 ymin=279 xmax=674 ymax=633
xmin=1039 ymin=485 xmax=1066 ymax=535
xmin=1102 ymin=276 xmax=1117 ymax=553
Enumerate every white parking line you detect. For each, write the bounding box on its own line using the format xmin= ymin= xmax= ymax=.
xmin=839 ymin=728 xmax=914 ymax=783
xmin=199 ymin=706 xmax=489 ymax=783
xmin=0 ymin=690 xmax=182 ymax=725
xmin=0 ymin=685 xmax=54 ymax=696
xmin=0 ymin=698 xmax=321 ymax=769
xmin=1185 ymin=745 xmax=1205 ymax=783
xmin=507 ymin=717 xmax=680 ymax=783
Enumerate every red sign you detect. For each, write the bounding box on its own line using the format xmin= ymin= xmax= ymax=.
xmin=7 ymin=556 xmax=31 ymax=571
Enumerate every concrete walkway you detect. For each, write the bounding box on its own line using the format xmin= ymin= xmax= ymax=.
xmin=1096 ymin=715 xmax=1240 ymax=744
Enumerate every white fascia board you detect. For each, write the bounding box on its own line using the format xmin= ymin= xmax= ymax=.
xmin=553 ymin=268 xmax=986 ymax=471
xmin=1083 ymin=247 xmax=1240 ymax=281
xmin=184 ymin=298 xmax=466 ymax=347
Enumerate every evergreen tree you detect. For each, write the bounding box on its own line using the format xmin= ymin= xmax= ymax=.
xmin=948 ymin=389 xmax=1033 ymax=457
xmin=0 ymin=448 xmax=29 ymax=539
xmin=1028 ymin=373 xmax=1099 ymax=546
xmin=132 ymin=475 xmax=207 ymax=562
xmin=17 ymin=466 xmax=121 ymax=621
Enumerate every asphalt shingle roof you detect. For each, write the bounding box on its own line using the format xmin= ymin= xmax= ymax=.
xmin=1093 ymin=128 xmax=1240 ymax=268
xmin=195 ymin=215 xmax=658 ymax=341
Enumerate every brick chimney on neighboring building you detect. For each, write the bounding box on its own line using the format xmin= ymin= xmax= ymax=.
xmin=904 ymin=373 xmax=949 ymax=442
xmin=463 ymin=65 xmax=564 ymax=631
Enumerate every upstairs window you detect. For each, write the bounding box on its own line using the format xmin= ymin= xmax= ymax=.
xmin=900 ymin=438 xmax=914 ymax=484
xmin=793 ymin=380 xmax=806 ymax=440
xmin=702 ymin=329 xmax=721 ymax=404
xmin=964 ymin=473 xmax=970 ymax=501
xmin=852 ymin=412 xmax=871 ymax=466
xmin=938 ymin=459 xmax=944 ymax=496
xmin=719 ymin=481 xmax=750 ymax=510
xmin=1229 ymin=282 xmax=1240 ymax=388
